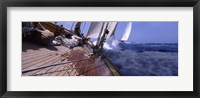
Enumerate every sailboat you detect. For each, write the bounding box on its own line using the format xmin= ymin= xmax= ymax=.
xmin=22 ymin=22 xmax=122 ymax=76
xmin=120 ymin=22 xmax=132 ymax=43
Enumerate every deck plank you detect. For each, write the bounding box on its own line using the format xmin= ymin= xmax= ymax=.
xmin=22 ymin=41 xmax=113 ymax=76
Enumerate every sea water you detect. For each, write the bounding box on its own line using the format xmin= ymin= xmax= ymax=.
xmin=103 ymin=42 xmax=178 ymax=76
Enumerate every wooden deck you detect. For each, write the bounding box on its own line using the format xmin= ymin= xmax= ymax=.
xmin=22 ymin=41 xmax=113 ymax=76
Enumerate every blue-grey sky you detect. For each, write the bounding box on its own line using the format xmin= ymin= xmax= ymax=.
xmin=57 ymin=22 xmax=178 ymax=43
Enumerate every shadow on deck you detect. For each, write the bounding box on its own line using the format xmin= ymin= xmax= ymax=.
xmin=22 ymin=41 xmax=58 ymax=52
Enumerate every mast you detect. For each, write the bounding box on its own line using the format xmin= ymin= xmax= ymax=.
xmin=120 ymin=22 xmax=132 ymax=42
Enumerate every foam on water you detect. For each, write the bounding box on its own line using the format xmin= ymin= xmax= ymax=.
xmin=103 ymin=43 xmax=178 ymax=76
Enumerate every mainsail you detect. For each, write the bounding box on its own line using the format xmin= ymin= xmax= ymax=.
xmin=86 ymin=22 xmax=118 ymax=47
xmin=97 ymin=22 xmax=118 ymax=47
xmin=106 ymin=22 xmax=118 ymax=39
xmin=86 ymin=22 xmax=104 ymax=38
xmin=96 ymin=22 xmax=108 ymax=46
xmin=120 ymin=22 xmax=132 ymax=41
xmin=87 ymin=22 xmax=118 ymax=38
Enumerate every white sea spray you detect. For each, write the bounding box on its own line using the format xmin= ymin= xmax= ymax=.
xmin=104 ymin=43 xmax=178 ymax=76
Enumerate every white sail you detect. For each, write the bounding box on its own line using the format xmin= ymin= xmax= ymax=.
xmin=96 ymin=22 xmax=108 ymax=46
xmin=86 ymin=22 xmax=118 ymax=39
xmin=106 ymin=22 xmax=118 ymax=39
xmin=86 ymin=22 xmax=104 ymax=38
xmin=86 ymin=22 xmax=118 ymax=48
xmin=99 ymin=22 xmax=108 ymax=38
xmin=120 ymin=22 xmax=132 ymax=41
xmin=96 ymin=22 xmax=118 ymax=47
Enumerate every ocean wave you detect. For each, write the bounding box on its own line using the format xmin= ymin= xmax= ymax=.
xmin=103 ymin=43 xmax=178 ymax=76
xmin=119 ymin=43 xmax=178 ymax=52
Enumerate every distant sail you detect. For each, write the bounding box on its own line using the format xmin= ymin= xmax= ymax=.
xmin=86 ymin=22 xmax=104 ymax=38
xmin=120 ymin=22 xmax=132 ymax=41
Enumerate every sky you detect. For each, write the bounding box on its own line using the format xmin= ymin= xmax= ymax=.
xmin=56 ymin=21 xmax=178 ymax=43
